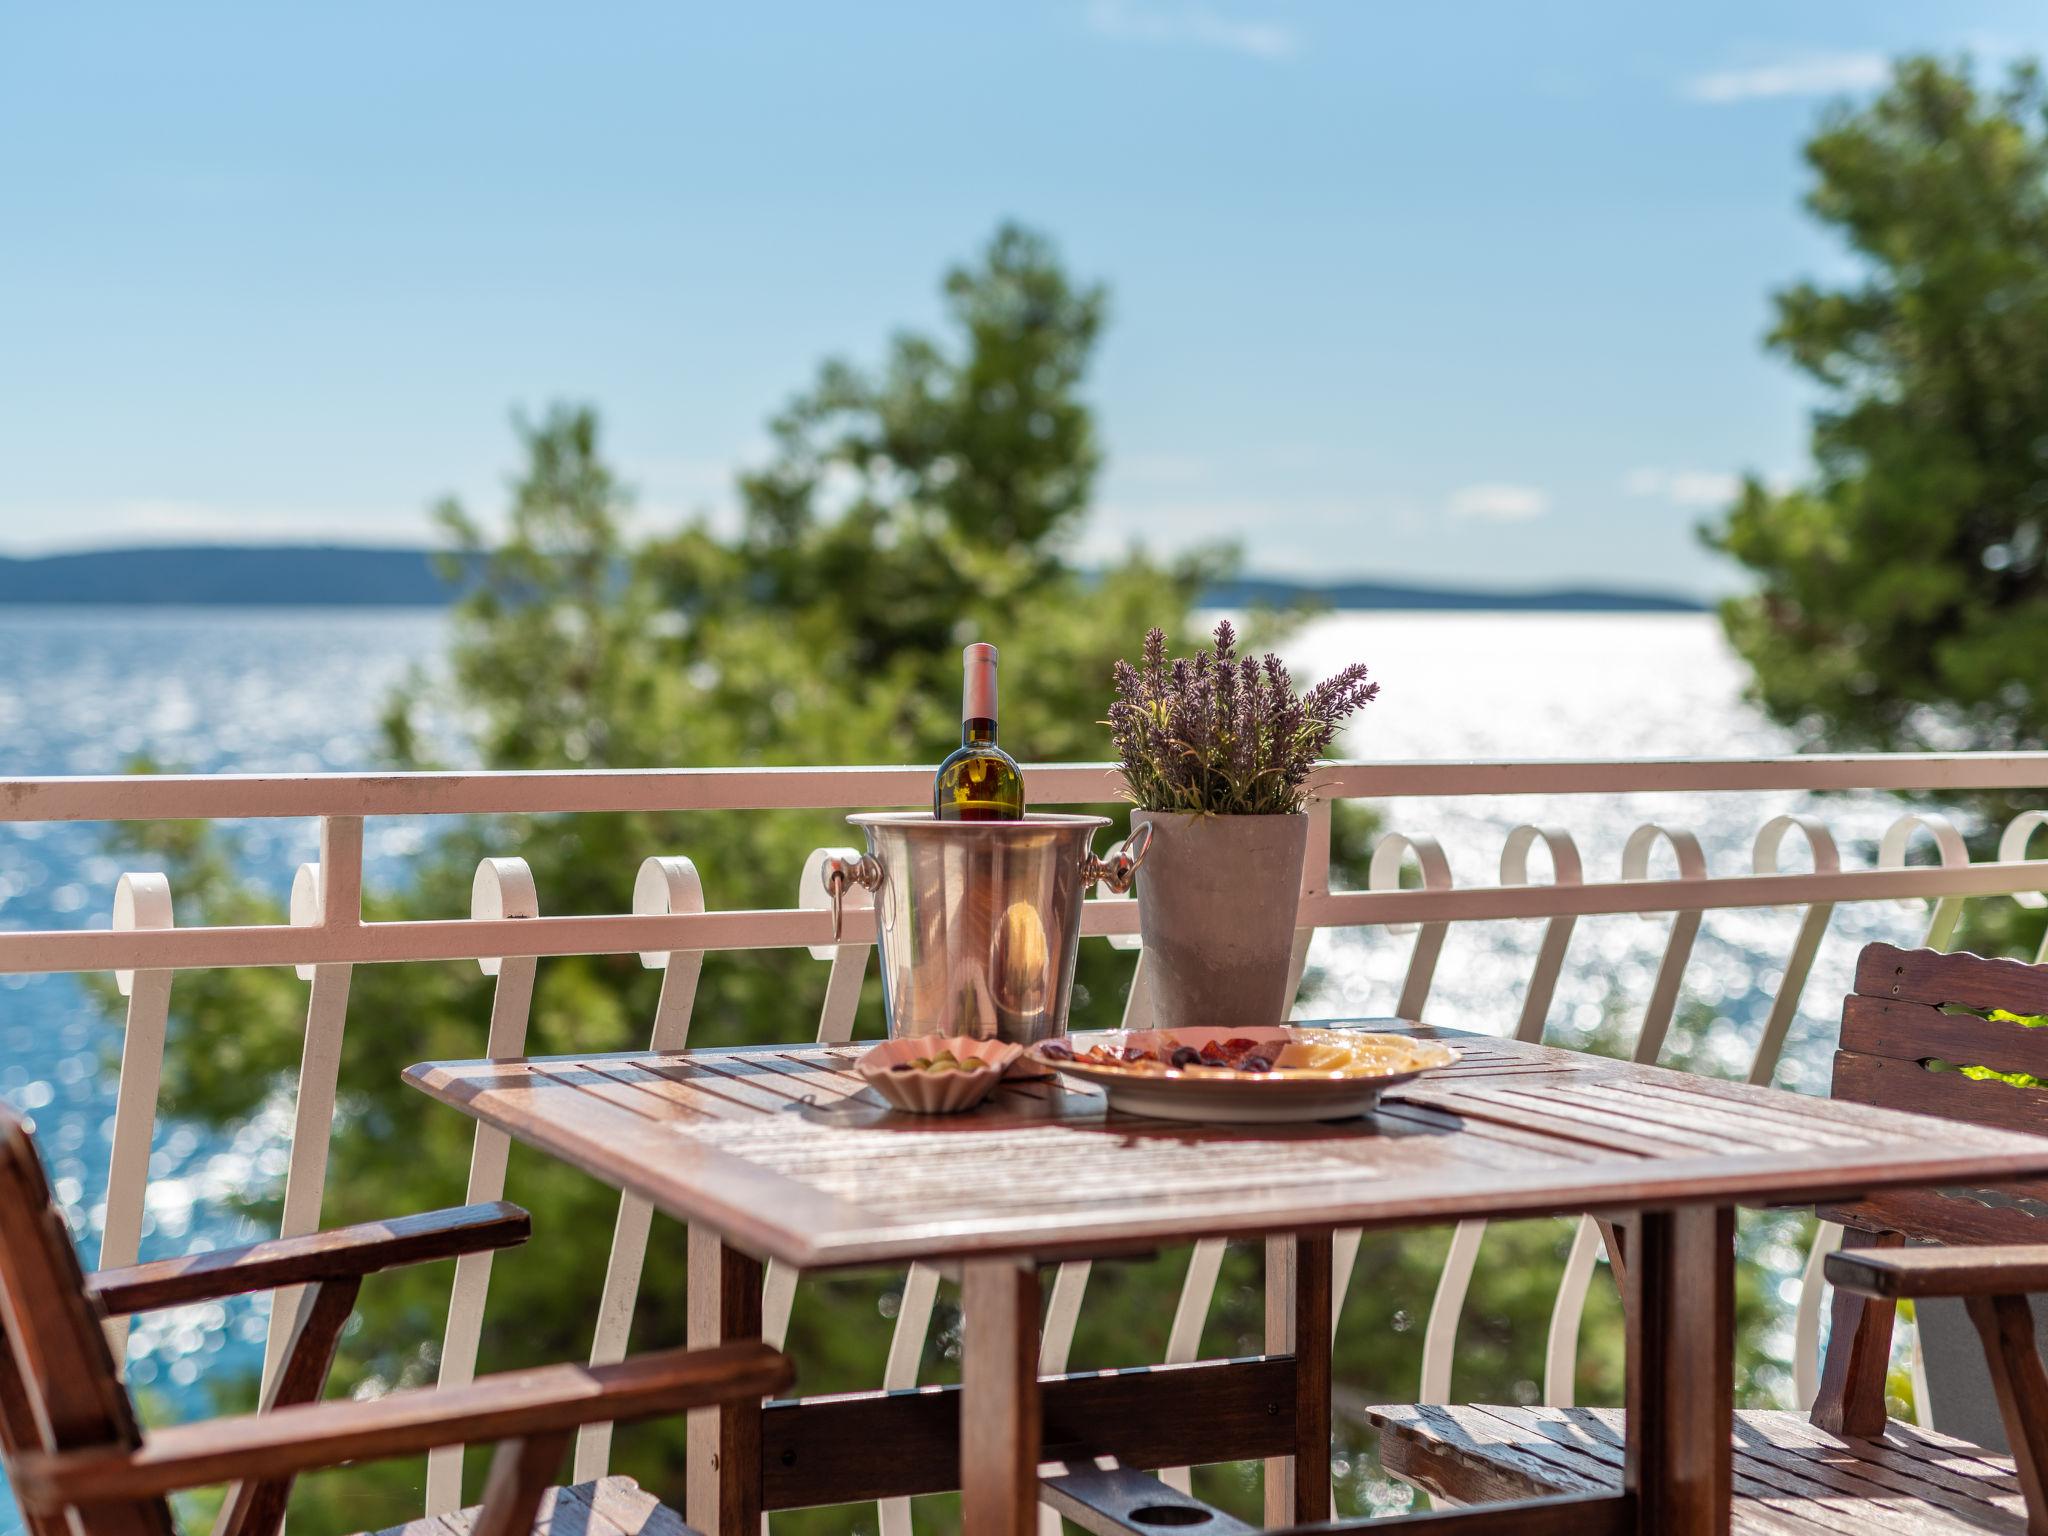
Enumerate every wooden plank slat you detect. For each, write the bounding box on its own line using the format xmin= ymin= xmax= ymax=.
xmin=1723 ymin=1416 xmax=2026 ymax=1535
xmin=1819 ymin=1183 xmax=2048 ymax=1247
xmin=1831 ymin=1050 xmax=2048 ymax=1137
xmin=1397 ymin=1084 xmax=1737 ymax=1157
xmin=743 ymin=1053 xmax=873 ymax=1102
xmin=1375 ymin=1402 xmax=1601 ymax=1501
xmin=1369 ymin=1101 xmax=1625 ymax=1164
xmin=1472 ymin=1409 xmax=1824 ymax=1536
xmin=402 ymin=1059 xmax=872 ymax=1266
xmin=1550 ymin=1081 xmax=1868 ymax=1151
xmin=15 ymin=1345 xmax=794 ymax=1511
xmin=1586 ymin=1077 xmax=1879 ymax=1146
xmin=1857 ymin=943 xmax=2048 ymax=1016
xmin=1373 ymin=1403 xmax=2046 ymax=1536
xmin=1759 ymin=1415 xmax=2023 ymax=1508
xmin=1378 ymin=1406 xmax=1882 ymax=1536
xmin=1840 ymin=994 xmax=2048 ymax=1082
xmin=1524 ymin=1405 xmax=1961 ymax=1536
xmin=583 ymin=1058 xmax=794 ymax=1118
xmin=86 ymin=1204 xmax=528 ymax=1315
xmin=1511 ymin=1081 xmax=1852 ymax=1152
xmin=759 ymin=1357 xmax=1297 ymax=1509
xmin=1828 ymin=1240 xmax=2048 ymax=1300
xmin=1499 ymin=1407 xmax=1942 ymax=1536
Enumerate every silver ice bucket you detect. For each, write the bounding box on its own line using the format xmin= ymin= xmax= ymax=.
xmin=821 ymin=812 xmax=1150 ymax=1045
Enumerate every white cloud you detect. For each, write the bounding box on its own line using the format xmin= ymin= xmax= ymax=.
xmin=1683 ymin=51 xmax=1888 ymax=104
xmin=1084 ymin=0 xmax=1298 ymax=61
xmin=1446 ymin=483 xmax=1548 ymax=522
xmin=1623 ymin=468 xmax=1740 ymax=508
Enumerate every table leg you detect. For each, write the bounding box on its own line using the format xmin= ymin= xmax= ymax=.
xmin=687 ymin=1226 xmax=764 ymax=1535
xmin=1264 ymin=1231 xmax=1333 ymax=1526
xmin=1623 ymin=1206 xmax=1733 ymax=1536
xmin=962 ymin=1258 xmax=1042 ymax=1536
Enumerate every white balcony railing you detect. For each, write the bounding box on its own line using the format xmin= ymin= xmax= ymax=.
xmin=8 ymin=754 xmax=2048 ymax=1526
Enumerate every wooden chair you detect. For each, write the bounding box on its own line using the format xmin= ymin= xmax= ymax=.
xmin=0 ymin=1102 xmax=792 ymax=1536
xmin=1367 ymin=942 xmax=2048 ymax=1535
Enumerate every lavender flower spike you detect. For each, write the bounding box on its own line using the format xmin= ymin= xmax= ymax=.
xmin=1106 ymin=625 xmax=1380 ymax=816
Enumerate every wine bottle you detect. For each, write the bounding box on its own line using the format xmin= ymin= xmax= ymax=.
xmin=934 ymin=642 xmax=1025 ymax=820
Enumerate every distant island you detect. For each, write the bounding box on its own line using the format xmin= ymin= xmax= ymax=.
xmin=0 ymin=545 xmax=1707 ymax=613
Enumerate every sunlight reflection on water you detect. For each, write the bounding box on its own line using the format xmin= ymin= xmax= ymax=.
xmin=1288 ymin=612 xmax=1957 ymax=1084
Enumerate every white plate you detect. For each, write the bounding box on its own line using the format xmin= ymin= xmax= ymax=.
xmin=1031 ymin=1026 xmax=1459 ymax=1124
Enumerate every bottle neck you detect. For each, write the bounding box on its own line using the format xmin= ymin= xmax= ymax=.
xmin=961 ymin=716 xmax=998 ymax=746
xmin=962 ymin=644 xmax=999 ymax=729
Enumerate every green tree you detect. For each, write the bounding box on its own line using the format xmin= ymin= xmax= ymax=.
xmin=1708 ymin=57 xmax=2048 ymax=755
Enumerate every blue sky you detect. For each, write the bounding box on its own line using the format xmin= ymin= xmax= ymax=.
xmin=4 ymin=2 xmax=2043 ymax=595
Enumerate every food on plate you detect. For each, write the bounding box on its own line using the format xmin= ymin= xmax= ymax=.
xmin=1034 ymin=1028 xmax=1449 ymax=1080
xmin=1039 ymin=1035 xmax=1276 ymax=1072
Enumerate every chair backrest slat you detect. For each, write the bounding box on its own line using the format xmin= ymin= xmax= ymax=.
xmin=1823 ymin=944 xmax=2048 ymax=1245
xmin=1857 ymin=941 xmax=2048 ymax=1016
xmin=0 ymin=1106 xmax=174 ymax=1536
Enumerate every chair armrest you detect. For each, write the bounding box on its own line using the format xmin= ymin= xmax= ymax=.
xmin=1826 ymin=1242 xmax=2048 ymax=1300
xmin=86 ymin=1202 xmax=531 ymax=1314
xmin=14 ymin=1340 xmax=792 ymax=1512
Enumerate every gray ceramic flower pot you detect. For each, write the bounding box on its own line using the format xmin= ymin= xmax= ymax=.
xmin=1130 ymin=809 xmax=1310 ymax=1030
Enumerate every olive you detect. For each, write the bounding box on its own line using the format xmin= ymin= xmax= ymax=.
xmin=1169 ymin=1046 xmax=1201 ymax=1069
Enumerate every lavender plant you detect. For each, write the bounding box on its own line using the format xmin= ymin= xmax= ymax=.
xmin=1108 ymin=620 xmax=1379 ymax=816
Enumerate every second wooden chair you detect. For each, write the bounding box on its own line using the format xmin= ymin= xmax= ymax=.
xmin=1370 ymin=942 xmax=2048 ymax=1536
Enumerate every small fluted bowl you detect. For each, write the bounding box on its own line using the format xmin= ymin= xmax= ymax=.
xmin=855 ymin=1034 xmax=1023 ymax=1114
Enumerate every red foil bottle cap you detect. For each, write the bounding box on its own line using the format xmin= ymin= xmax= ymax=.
xmin=962 ymin=642 xmax=999 ymax=720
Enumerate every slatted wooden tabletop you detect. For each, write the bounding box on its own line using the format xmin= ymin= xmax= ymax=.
xmin=403 ymin=1021 xmax=2048 ymax=1270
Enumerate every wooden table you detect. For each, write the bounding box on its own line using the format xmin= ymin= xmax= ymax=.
xmin=405 ymin=1023 xmax=2048 ymax=1536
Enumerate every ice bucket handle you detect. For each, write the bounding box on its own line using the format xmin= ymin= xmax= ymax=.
xmin=1084 ymin=819 xmax=1154 ymax=896
xmin=821 ymin=851 xmax=883 ymax=942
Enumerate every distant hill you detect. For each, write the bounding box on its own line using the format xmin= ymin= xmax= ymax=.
xmin=0 ymin=544 xmax=1707 ymax=613
xmin=1204 ymin=575 xmax=1705 ymax=613
xmin=0 ymin=545 xmax=462 ymax=605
